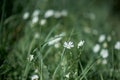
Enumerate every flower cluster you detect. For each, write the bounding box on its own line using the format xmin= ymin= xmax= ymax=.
xmin=63 ymin=40 xmax=85 ymax=49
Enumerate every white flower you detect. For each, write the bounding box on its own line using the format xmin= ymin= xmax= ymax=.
xmin=98 ymin=34 xmax=106 ymax=43
xmin=54 ymin=11 xmax=62 ymax=18
xmin=48 ymin=37 xmax=62 ymax=46
xmin=89 ymin=13 xmax=96 ymax=20
xmin=34 ymin=69 xmax=38 ymax=73
xmin=34 ymin=33 xmax=39 ymax=39
xmin=93 ymin=44 xmax=100 ymax=53
xmin=32 ymin=9 xmax=40 ymax=17
xmin=114 ymin=41 xmax=120 ymax=50
xmin=27 ymin=55 xmax=34 ymax=61
xmin=40 ymin=19 xmax=46 ymax=26
xmin=44 ymin=10 xmax=54 ymax=18
xmin=63 ymin=41 xmax=74 ymax=49
xmin=32 ymin=16 xmax=39 ymax=24
xmin=102 ymin=59 xmax=107 ymax=65
xmin=107 ymin=35 xmax=111 ymax=42
xmin=61 ymin=10 xmax=68 ymax=16
xmin=100 ymin=49 xmax=109 ymax=58
xmin=23 ymin=12 xmax=29 ymax=20
xmin=65 ymin=72 xmax=70 ymax=78
xmin=102 ymin=42 xmax=108 ymax=48
xmin=54 ymin=42 xmax=61 ymax=48
xmin=77 ymin=40 xmax=85 ymax=48
xmin=31 ymin=75 xmax=39 ymax=80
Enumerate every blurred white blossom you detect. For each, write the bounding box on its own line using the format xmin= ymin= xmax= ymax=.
xmin=100 ymin=49 xmax=109 ymax=58
xmin=23 ymin=12 xmax=29 ymax=20
xmin=54 ymin=42 xmax=61 ymax=48
xmin=32 ymin=9 xmax=40 ymax=17
xmin=98 ymin=34 xmax=106 ymax=43
xmin=107 ymin=35 xmax=111 ymax=42
xmin=65 ymin=72 xmax=70 ymax=78
xmin=34 ymin=33 xmax=39 ymax=39
xmin=93 ymin=44 xmax=100 ymax=53
xmin=31 ymin=74 xmax=39 ymax=80
xmin=54 ymin=11 xmax=62 ymax=18
xmin=63 ymin=41 xmax=74 ymax=49
xmin=102 ymin=59 xmax=107 ymax=65
xmin=40 ymin=19 xmax=46 ymax=26
xmin=32 ymin=16 xmax=39 ymax=24
xmin=77 ymin=40 xmax=85 ymax=48
xmin=103 ymin=42 xmax=108 ymax=48
xmin=114 ymin=41 xmax=120 ymax=50
xmin=89 ymin=13 xmax=96 ymax=20
xmin=44 ymin=10 xmax=54 ymax=18
xmin=61 ymin=10 xmax=68 ymax=16
xmin=27 ymin=54 xmax=34 ymax=61
xmin=34 ymin=69 xmax=38 ymax=73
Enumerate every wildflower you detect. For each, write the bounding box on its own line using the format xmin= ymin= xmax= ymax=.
xmin=77 ymin=40 xmax=85 ymax=48
xmin=98 ymin=34 xmax=106 ymax=43
xmin=100 ymin=49 xmax=108 ymax=58
xmin=61 ymin=10 xmax=68 ymax=16
xmin=48 ymin=37 xmax=62 ymax=46
xmin=65 ymin=72 xmax=70 ymax=78
xmin=54 ymin=11 xmax=62 ymax=18
xmin=27 ymin=54 xmax=34 ymax=61
xmin=23 ymin=12 xmax=29 ymax=20
xmin=34 ymin=69 xmax=38 ymax=73
xmin=32 ymin=9 xmax=40 ymax=17
xmin=63 ymin=41 xmax=74 ymax=49
xmin=103 ymin=42 xmax=108 ymax=48
xmin=31 ymin=74 xmax=39 ymax=80
xmin=34 ymin=33 xmax=39 ymax=39
xmin=107 ymin=35 xmax=111 ymax=42
xmin=40 ymin=19 xmax=46 ymax=26
xmin=89 ymin=13 xmax=96 ymax=20
xmin=54 ymin=42 xmax=61 ymax=48
xmin=93 ymin=44 xmax=100 ymax=53
xmin=44 ymin=10 xmax=54 ymax=18
xmin=32 ymin=16 xmax=39 ymax=24
xmin=102 ymin=59 xmax=107 ymax=65
xmin=114 ymin=41 xmax=120 ymax=50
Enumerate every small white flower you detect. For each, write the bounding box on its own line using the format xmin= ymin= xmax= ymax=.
xmin=93 ymin=44 xmax=100 ymax=53
xmin=34 ymin=69 xmax=38 ymax=73
xmin=54 ymin=42 xmax=61 ymax=48
xmin=102 ymin=59 xmax=107 ymax=65
xmin=77 ymin=40 xmax=85 ymax=48
xmin=34 ymin=33 xmax=39 ymax=39
xmin=23 ymin=12 xmax=29 ymax=20
xmin=102 ymin=42 xmax=108 ymax=48
xmin=114 ymin=41 xmax=120 ymax=50
xmin=63 ymin=41 xmax=74 ymax=49
xmin=98 ymin=34 xmax=106 ymax=43
xmin=54 ymin=11 xmax=62 ymax=18
xmin=27 ymin=55 xmax=34 ymax=61
xmin=89 ymin=13 xmax=96 ymax=20
xmin=48 ymin=37 xmax=62 ymax=46
xmin=65 ymin=72 xmax=70 ymax=78
xmin=32 ymin=16 xmax=39 ymax=24
xmin=31 ymin=74 xmax=39 ymax=80
xmin=61 ymin=10 xmax=68 ymax=16
xmin=32 ymin=9 xmax=40 ymax=17
xmin=40 ymin=19 xmax=46 ymax=26
xmin=107 ymin=35 xmax=111 ymax=42
xmin=44 ymin=10 xmax=54 ymax=18
xmin=100 ymin=49 xmax=109 ymax=58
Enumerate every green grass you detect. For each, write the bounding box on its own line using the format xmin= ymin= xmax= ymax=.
xmin=0 ymin=0 xmax=120 ymax=80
